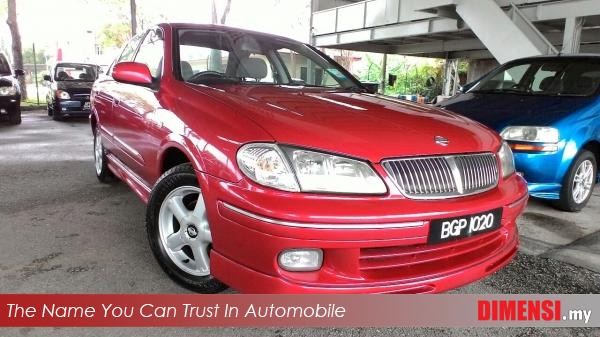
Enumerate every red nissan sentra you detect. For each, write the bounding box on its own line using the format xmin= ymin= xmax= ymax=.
xmin=90 ymin=23 xmax=528 ymax=294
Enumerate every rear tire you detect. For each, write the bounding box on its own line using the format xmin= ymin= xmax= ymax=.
xmin=93 ymin=128 xmax=117 ymax=183
xmin=47 ymin=103 xmax=53 ymax=116
xmin=146 ymin=163 xmax=228 ymax=294
xmin=7 ymin=106 xmax=21 ymax=125
xmin=555 ymin=150 xmax=597 ymax=212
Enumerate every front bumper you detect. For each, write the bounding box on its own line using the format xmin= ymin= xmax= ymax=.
xmin=0 ymin=95 xmax=19 ymax=111
xmin=512 ymin=148 xmax=571 ymax=200
xmin=200 ymin=171 xmax=528 ymax=294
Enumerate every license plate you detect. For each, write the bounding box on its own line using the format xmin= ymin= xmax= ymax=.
xmin=83 ymin=102 xmax=90 ymax=110
xmin=428 ymin=208 xmax=502 ymax=244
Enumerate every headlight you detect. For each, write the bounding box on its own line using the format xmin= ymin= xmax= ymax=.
xmin=500 ymin=126 xmax=559 ymax=143
xmin=56 ymin=90 xmax=70 ymax=100
xmin=237 ymin=143 xmax=387 ymax=194
xmin=498 ymin=142 xmax=515 ymax=178
xmin=0 ymin=86 xmax=17 ymax=96
xmin=237 ymin=143 xmax=300 ymax=192
xmin=281 ymin=146 xmax=386 ymax=194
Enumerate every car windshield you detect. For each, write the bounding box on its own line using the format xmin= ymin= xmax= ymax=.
xmin=0 ymin=54 xmax=11 ymax=75
xmin=470 ymin=59 xmax=600 ymax=97
xmin=176 ymin=29 xmax=361 ymax=90
xmin=54 ymin=63 xmax=98 ymax=81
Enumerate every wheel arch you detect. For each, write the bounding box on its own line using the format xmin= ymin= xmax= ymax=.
xmin=158 ymin=135 xmax=205 ymax=176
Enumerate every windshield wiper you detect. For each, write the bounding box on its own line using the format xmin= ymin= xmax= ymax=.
xmin=471 ymin=88 xmax=531 ymax=95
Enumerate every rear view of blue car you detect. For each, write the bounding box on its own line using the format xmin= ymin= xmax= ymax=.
xmin=440 ymin=55 xmax=600 ymax=211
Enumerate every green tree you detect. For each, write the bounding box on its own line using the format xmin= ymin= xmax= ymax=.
xmin=98 ymin=22 xmax=131 ymax=49
xmin=23 ymin=47 xmax=45 ymax=65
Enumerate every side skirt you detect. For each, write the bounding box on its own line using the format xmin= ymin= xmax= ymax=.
xmin=106 ymin=153 xmax=152 ymax=204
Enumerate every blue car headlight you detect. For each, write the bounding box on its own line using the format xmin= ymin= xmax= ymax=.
xmin=500 ymin=126 xmax=559 ymax=143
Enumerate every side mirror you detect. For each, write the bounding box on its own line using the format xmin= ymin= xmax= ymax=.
xmin=388 ymin=74 xmax=397 ymax=87
xmin=112 ymin=62 xmax=153 ymax=86
xmin=14 ymin=69 xmax=25 ymax=77
xmin=361 ymin=82 xmax=379 ymax=94
xmin=43 ymin=75 xmax=52 ymax=82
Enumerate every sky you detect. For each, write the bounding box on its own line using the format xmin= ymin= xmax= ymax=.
xmin=1 ymin=0 xmax=311 ymax=63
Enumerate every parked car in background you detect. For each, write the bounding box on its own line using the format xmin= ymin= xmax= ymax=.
xmin=91 ymin=23 xmax=528 ymax=294
xmin=45 ymin=62 xmax=99 ymax=121
xmin=0 ymin=52 xmax=25 ymax=125
xmin=439 ymin=55 xmax=600 ymax=211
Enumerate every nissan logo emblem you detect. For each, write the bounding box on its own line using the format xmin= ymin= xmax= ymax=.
xmin=435 ymin=136 xmax=449 ymax=146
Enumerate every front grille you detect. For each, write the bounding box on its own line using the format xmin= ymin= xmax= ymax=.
xmin=382 ymin=153 xmax=499 ymax=199
xmin=359 ymin=229 xmax=509 ymax=281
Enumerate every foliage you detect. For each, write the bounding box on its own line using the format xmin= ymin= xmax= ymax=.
xmin=98 ymin=22 xmax=132 ymax=49
xmin=356 ymin=55 xmax=446 ymax=99
xmin=23 ymin=47 xmax=46 ymax=65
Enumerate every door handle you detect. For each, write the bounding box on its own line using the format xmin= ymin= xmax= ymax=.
xmin=112 ymin=99 xmax=120 ymax=108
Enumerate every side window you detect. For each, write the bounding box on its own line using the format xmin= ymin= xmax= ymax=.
xmin=117 ymin=34 xmax=144 ymax=64
xmin=135 ymin=30 xmax=164 ymax=79
xmin=179 ymin=45 xmax=230 ymax=80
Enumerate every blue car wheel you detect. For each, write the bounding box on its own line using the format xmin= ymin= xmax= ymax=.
xmin=556 ymin=150 xmax=597 ymax=212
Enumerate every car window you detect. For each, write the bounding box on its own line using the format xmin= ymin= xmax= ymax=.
xmin=135 ymin=30 xmax=164 ymax=79
xmin=117 ymin=34 xmax=145 ymax=64
xmin=471 ymin=59 xmax=600 ymax=96
xmin=0 ymin=53 xmax=11 ymax=75
xmin=176 ymin=29 xmax=361 ymax=90
xmin=531 ymin=64 xmax=559 ymax=92
xmin=476 ymin=64 xmax=529 ymax=91
xmin=277 ymin=48 xmax=342 ymax=88
xmin=54 ymin=63 xmax=98 ymax=81
xmin=179 ymin=44 xmax=231 ymax=80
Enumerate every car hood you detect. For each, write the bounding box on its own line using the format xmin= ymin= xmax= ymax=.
xmin=196 ymin=85 xmax=501 ymax=163
xmin=56 ymin=81 xmax=94 ymax=91
xmin=439 ymin=93 xmax=596 ymax=131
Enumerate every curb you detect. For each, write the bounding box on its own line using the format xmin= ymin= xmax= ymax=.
xmin=21 ymin=105 xmax=45 ymax=112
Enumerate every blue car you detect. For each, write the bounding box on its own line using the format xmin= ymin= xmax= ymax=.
xmin=439 ymin=55 xmax=600 ymax=211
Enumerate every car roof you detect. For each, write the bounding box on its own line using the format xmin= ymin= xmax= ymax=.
xmin=55 ymin=62 xmax=98 ymax=66
xmin=509 ymin=53 xmax=600 ymax=62
xmin=158 ymin=23 xmax=305 ymax=45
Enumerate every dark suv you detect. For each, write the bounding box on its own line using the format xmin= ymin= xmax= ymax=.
xmin=0 ymin=53 xmax=25 ymax=125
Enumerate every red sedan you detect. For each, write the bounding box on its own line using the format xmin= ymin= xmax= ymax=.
xmin=90 ymin=23 xmax=528 ymax=293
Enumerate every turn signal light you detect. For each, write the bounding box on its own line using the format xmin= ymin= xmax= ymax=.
xmin=509 ymin=143 xmax=558 ymax=152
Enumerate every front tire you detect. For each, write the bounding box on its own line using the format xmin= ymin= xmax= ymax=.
xmin=146 ymin=163 xmax=227 ymax=293
xmin=93 ymin=128 xmax=116 ymax=183
xmin=52 ymin=111 xmax=62 ymax=121
xmin=555 ymin=150 xmax=597 ymax=212
xmin=7 ymin=106 xmax=21 ymax=125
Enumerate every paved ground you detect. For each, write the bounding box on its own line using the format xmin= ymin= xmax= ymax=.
xmin=1 ymin=111 xmax=599 ymax=337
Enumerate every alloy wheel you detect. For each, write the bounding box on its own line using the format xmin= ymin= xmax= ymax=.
xmin=572 ymin=159 xmax=594 ymax=204
xmin=158 ymin=186 xmax=212 ymax=276
xmin=94 ymin=131 xmax=103 ymax=175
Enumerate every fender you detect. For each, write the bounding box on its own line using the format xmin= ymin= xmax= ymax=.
xmin=157 ymin=133 xmax=205 ymax=178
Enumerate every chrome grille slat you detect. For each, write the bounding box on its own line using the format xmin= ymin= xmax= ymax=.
xmin=383 ymin=153 xmax=499 ymax=199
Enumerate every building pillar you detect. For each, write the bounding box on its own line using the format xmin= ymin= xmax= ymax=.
xmin=380 ymin=53 xmax=387 ymax=94
xmin=562 ymin=17 xmax=584 ymax=54
xmin=466 ymin=59 xmax=499 ymax=84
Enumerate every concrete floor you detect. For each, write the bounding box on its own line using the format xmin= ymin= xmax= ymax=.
xmin=1 ymin=111 xmax=599 ymax=337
